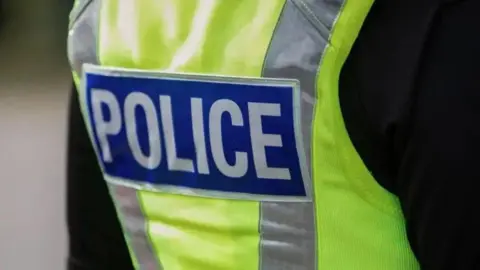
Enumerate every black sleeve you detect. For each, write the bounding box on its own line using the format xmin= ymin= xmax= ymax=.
xmin=67 ymin=84 xmax=134 ymax=270
xmin=340 ymin=0 xmax=480 ymax=268
xmin=395 ymin=0 xmax=480 ymax=268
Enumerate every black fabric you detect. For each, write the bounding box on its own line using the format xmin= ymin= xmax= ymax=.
xmin=67 ymin=0 xmax=480 ymax=269
xmin=341 ymin=0 xmax=480 ymax=269
xmin=67 ymin=91 xmax=134 ymax=270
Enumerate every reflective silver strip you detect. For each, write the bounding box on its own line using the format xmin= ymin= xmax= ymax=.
xmin=67 ymin=2 xmax=163 ymax=269
xmin=109 ymin=184 xmax=162 ymax=270
xmin=67 ymin=0 xmax=98 ymax=76
xmin=259 ymin=0 xmax=344 ymax=269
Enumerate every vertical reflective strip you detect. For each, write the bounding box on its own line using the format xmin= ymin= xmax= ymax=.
xmin=109 ymin=184 xmax=163 ymax=270
xmin=260 ymin=0 xmax=344 ymax=269
xmin=67 ymin=2 xmax=163 ymax=269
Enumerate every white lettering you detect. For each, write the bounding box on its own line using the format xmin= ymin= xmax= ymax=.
xmin=248 ymin=102 xmax=291 ymax=180
xmin=124 ymin=92 xmax=162 ymax=169
xmin=191 ymin=98 xmax=210 ymax=174
xmin=159 ymin=95 xmax=195 ymax=172
xmin=91 ymin=89 xmax=122 ymax=163
xmin=209 ymin=99 xmax=248 ymax=178
xmin=92 ymin=87 xmax=295 ymax=182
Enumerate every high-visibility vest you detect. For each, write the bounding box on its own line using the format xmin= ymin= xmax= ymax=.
xmin=68 ymin=0 xmax=420 ymax=269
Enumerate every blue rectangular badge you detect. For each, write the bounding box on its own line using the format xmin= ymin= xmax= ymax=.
xmin=81 ymin=65 xmax=311 ymax=201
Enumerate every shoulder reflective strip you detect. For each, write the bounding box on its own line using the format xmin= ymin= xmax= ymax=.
xmin=69 ymin=0 xmax=92 ymax=29
xmin=68 ymin=0 xmax=99 ymax=77
xmin=259 ymin=0 xmax=344 ymax=269
xmin=67 ymin=2 xmax=163 ymax=269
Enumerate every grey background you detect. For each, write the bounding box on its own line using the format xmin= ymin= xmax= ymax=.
xmin=0 ymin=1 xmax=72 ymax=269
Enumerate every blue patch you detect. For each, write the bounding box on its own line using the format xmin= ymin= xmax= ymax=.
xmin=83 ymin=66 xmax=309 ymax=200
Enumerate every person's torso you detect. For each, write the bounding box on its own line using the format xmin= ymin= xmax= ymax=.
xmin=68 ymin=0 xmax=419 ymax=269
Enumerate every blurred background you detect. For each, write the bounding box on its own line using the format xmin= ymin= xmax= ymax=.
xmin=0 ymin=0 xmax=72 ymax=269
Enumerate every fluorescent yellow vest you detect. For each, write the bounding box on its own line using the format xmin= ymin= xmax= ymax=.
xmin=68 ymin=0 xmax=420 ymax=269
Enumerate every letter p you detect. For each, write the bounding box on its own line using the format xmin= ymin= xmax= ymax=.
xmin=91 ymin=89 xmax=122 ymax=163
